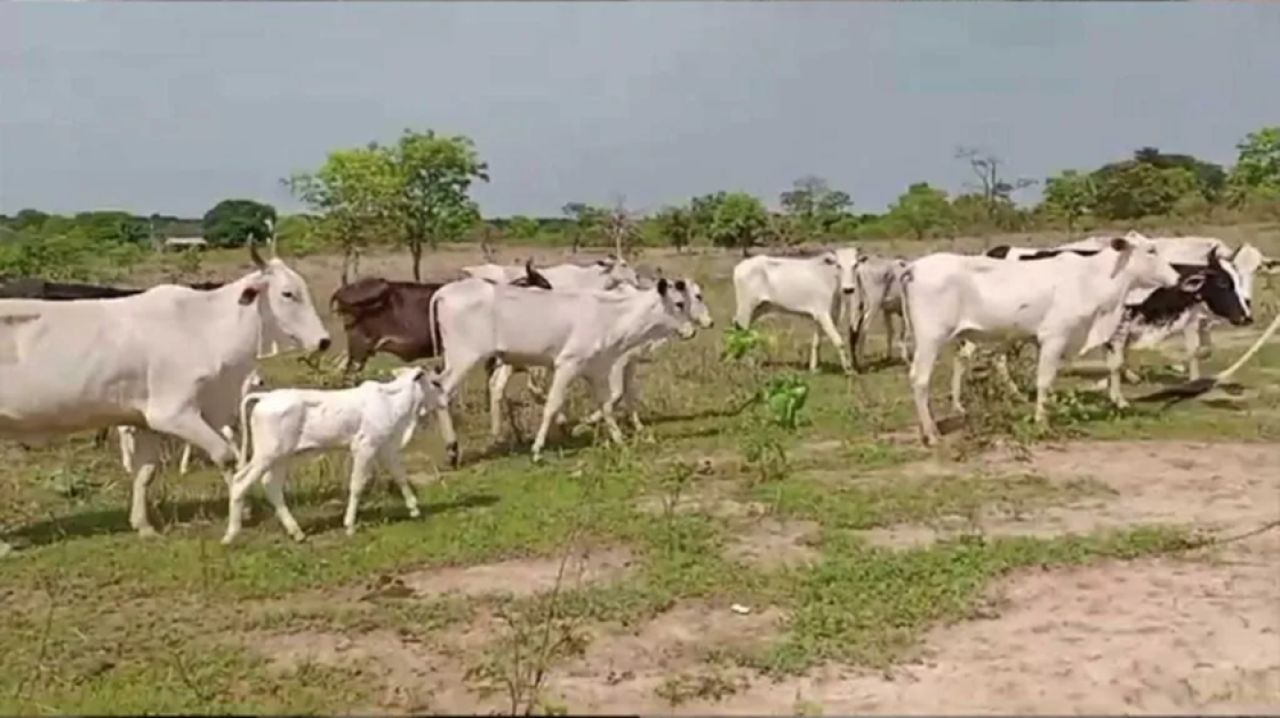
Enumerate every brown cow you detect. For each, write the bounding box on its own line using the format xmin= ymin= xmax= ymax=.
xmin=330 ymin=261 xmax=551 ymax=374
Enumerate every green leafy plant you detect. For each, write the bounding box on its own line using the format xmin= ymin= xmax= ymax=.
xmin=721 ymin=325 xmax=765 ymax=362
xmin=761 ymin=373 xmax=810 ymax=430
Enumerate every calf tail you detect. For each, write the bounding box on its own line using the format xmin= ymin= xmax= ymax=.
xmin=237 ymin=393 xmax=265 ymax=470
xmin=897 ymin=266 xmax=916 ymax=354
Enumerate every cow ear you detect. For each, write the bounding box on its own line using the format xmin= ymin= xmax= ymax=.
xmin=1109 ymin=236 xmax=1132 ymax=252
xmin=238 ymin=282 xmax=265 ymax=306
xmin=657 ymin=277 xmax=670 ymax=296
xmin=1179 ymin=273 xmax=1206 ymax=294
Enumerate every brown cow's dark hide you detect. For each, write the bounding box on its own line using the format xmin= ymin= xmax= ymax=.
xmin=330 ymin=278 xmax=445 ymax=372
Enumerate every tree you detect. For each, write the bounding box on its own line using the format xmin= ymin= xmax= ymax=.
xmin=201 ymin=199 xmax=277 ymax=248
xmin=954 ymin=147 xmax=1036 ymax=221
xmin=13 ymin=209 xmax=49 ymax=232
xmin=286 ymin=144 xmax=403 ymax=283
xmin=886 ymin=182 xmax=953 ymax=240
xmin=1091 ymin=162 xmax=1198 ymax=220
xmin=653 ymin=206 xmax=692 ymax=253
xmin=72 ymin=211 xmax=150 ymax=245
xmin=562 ymin=202 xmax=605 ymax=253
xmin=707 ymin=192 xmax=769 ymax=256
xmin=393 ymin=129 xmax=489 ymax=280
xmin=1041 ymin=169 xmax=1096 ymax=232
xmin=601 ymin=197 xmax=640 ymax=258
xmin=506 ymin=215 xmax=541 ymax=241
xmin=779 ymin=175 xmax=853 ymax=237
xmin=1227 ymin=126 xmax=1280 ymax=202
xmin=688 ymin=191 xmax=728 ymax=245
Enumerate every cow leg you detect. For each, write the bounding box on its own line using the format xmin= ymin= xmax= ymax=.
xmin=145 ymin=407 xmax=237 ymax=469
xmin=126 ymin=428 xmax=165 ymax=537
xmin=808 ymin=330 xmax=821 ymax=372
xmin=526 ymin=367 xmax=549 ymax=402
xmin=488 ymin=361 xmax=515 ymax=439
xmin=812 ymin=312 xmax=851 ymax=373
xmin=586 ymin=366 xmax=625 ymax=445
xmin=620 ymin=359 xmax=643 ymax=431
xmin=1105 ymin=340 xmax=1130 ymax=409
xmin=1033 ymin=338 xmax=1068 ymax=426
xmin=379 ymin=446 xmax=421 ymax=520
xmin=909 ymin=338 xmax=943 ymax=446
xmin=884 ymin=310 xmax=897 ymax=362
xmin=343 ymin=445 xmax=379 ymax=536
xmin=261 ymin=466 xmax=305 ymax=542
xmin=178 ymin=443 xmax=194 ymax=476
xmin=531 ymin=362 xmax=582 ymax=462
xmin=950 ymin=342 xmax=973 ymax=415
xmin=1184 ymin=321 xmax=1204 ymax=382
xmin=118 ymin=426 xmax=137 ymax=475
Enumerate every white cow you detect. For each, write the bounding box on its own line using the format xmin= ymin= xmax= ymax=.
xmin=117 ymin=369 xmax=267 ymax=476
xmin=731 ymin=248 xmax=861 ymax=373
xmin=848 ymin=256 xmax=911 ymax=367
xmin=462 ymin=256 xmax=640 ymax=292
xmin=901 ymin=234 xmax=1180 ymax=445
xmin=991 ymin=235 xmax=1267 ymax=381
xmin=429 ymin=277 xmax=713 ymax=463
xmin=221 ymin=366 xmax=447 ymax=544
xmin=486 ymin=282 xmax=672 ymax=439
xmin=0 ymin=247 xmax=331 ymax=537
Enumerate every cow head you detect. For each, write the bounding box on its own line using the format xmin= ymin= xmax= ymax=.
xmin=1189 ymin=249 xmax=1253 ymax=326
xmin=655 ymin=277 xmax=708 ymax=340
xmin=832 ymin=247 xmax=863 ymax=296
xmin=1110 ymin=233 xmax=1179 ymax=289
xmin=1224 ymin=243 xmax=1264 ymax=307
xmin=247 ymin=244 xmax=331 ymax=353
xmin=596 ymin=256 xmax=640 ymax=290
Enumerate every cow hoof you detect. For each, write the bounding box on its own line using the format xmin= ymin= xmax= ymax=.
xmin=344 ymin=526 xmax=356 ymax=537
xmin=408 ymin=508 xmax=422 ymax=519
xmin=220 ymin=534 xmax=237 ymax=546
xmin=531 ymin=453 xmax=544 ymax=464
xmin=293 ymin=531 xmax=309 ymax=543
xmin=136 ymin=526 xmax=159 ymax=539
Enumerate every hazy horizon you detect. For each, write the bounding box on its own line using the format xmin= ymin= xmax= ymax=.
xmin=3 ymin=2 xmax=1279 ymax=219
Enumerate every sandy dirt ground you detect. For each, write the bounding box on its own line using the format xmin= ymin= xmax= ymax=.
xmin=251 ymin=440 xmax=1280 ymax=715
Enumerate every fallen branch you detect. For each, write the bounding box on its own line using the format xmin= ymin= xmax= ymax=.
xmin=1135 ymin=310 xmax=1280 ymax=406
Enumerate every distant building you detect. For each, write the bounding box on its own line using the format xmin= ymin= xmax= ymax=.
xmin=163 ymin=236 xmax=208 ymax=250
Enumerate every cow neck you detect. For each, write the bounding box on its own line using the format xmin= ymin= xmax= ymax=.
xmin=596 ymin=290 xmax=676 ymax=354
xmin=199 ymin=272 xmax=271 ymax=372
xmin=1076 ymin=249 xmax=1148 ymax=355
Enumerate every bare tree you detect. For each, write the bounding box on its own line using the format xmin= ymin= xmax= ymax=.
xmin=603 ymin=195 xmax=640 ymax=259
xmin=955 ymin=146 xmax=1037 ymax=216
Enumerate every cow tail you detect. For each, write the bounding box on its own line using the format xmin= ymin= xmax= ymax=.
xmin=427 ymin=290 xmax=442 ymax=358
xmin=237 ymin=393 xmax=264 ymax=470
xmin=898 ymin=266 xmax=916 ymax=353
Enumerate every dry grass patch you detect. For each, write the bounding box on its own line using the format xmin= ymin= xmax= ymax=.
xmin=399 ymin=547 xmax=636 ymax=599
xmin=723 ymin=518 xmax=821 ymax=569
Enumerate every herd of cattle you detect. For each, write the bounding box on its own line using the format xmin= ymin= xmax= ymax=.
xmin=0 ymin=230 xmax=1273 ymax=545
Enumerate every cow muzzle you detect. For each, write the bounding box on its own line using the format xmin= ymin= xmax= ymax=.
xmin=316 ymin=337 xmax=333 ymax=353
xmin=841 ymin=288 xmax=857 ymax=295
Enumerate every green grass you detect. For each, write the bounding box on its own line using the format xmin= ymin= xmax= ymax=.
xmin=2 ymin=239 xmax=1278 ymax=713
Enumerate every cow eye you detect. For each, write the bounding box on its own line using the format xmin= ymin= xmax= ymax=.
xmin=282 ymin=290 xmax=298 ymax=301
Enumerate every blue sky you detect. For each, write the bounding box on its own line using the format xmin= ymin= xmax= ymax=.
xmin=2 ymin=2 xmax=1278 ymax=217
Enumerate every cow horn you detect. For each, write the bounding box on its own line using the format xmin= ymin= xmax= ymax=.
xmin=249 ymin=240 xmax=267 ymax=270
xmin=1229 ymin=244 xmax=1242 ymax=262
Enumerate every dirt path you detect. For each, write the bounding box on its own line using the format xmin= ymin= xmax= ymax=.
xmin=248 ymin=440 xmax=1280 ymax=715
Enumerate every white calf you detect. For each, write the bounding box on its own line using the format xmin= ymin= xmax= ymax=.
xmin=220 ymin=366 xmax=447 ymax=544
xmin=902 ymin=235 xmax=1180 ymax=444
xmin=847 ymin=256 xmax=911 ymax=367
xmin=732 ymin=249 xmax=860 ymax=373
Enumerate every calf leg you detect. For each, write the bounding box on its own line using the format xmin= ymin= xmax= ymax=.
xmin=343 ymin=446 xmax=379 ymax=536
xmin=1184 ymin=321 xmax=1205 ymax=381
xmin=587 ymin=368 xmax=626 ymax=445
xmin=222 ymin=459 xmax=273 ymax=544
xmin=379 ymin=446 xmax=421 ymax=519
xmin=531 ymin=362 xmax=583 ymax=462
xmin=261 ymin=466 xmax=306 ymax=542
xmin=1033 ymin=338 xmax=1068 ymax=425
xmin=178 ymin=443 xmax=194 ymax=476
xmin=125 ymin=428 xmax=165 ymax=537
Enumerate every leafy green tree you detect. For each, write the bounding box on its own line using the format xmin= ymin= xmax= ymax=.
xmin=507 ymin=215 xmax=541 ymax=241
xmin=688 ymin=191 xmax=728 ymax=244
xmin=1041 ymin=169 xmax=1096 ymax=232
xmin=886 ymin=182 xmax=953 ymax=240
xmin=708 ymin=192 xmax=769 ymax=256
xmin=201 ymin=199 xmax=277 ymax=248
xmin=562 ymin=202 xmax=605 ymax=253
xmin=12 ymin=209 xmax=49 ymax=232
xmin=393 ymin=129 xmax=489 ymax=280
xmin=654 ymin=206 xmax=693 ymax=252
xmin=286 ymin=144 xmax=403 ymax=282
xmin=779 ymin=176 xmax=853 ymax=237
xmin=72 ymin=211 xmax=149 ymax=244
xmin=1227 ymin=126 xmax=1280 ymax=202
xmin=1091 ymin=163 xmax=1198 ymax=220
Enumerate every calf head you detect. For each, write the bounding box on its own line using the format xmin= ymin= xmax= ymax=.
xmin=247 ymin=244 xmax=332 ymax=353
xmin=1110 ymin=234 xmax=1180 ymax=289
xmin=393 ymin=365 xmax=449 ymax=418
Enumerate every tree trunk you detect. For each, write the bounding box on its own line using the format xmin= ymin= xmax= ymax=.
xmin=410 ymin=241 xmax=423 ymax=282
xmin=340 ymin=246 xmax=355 ymax=286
